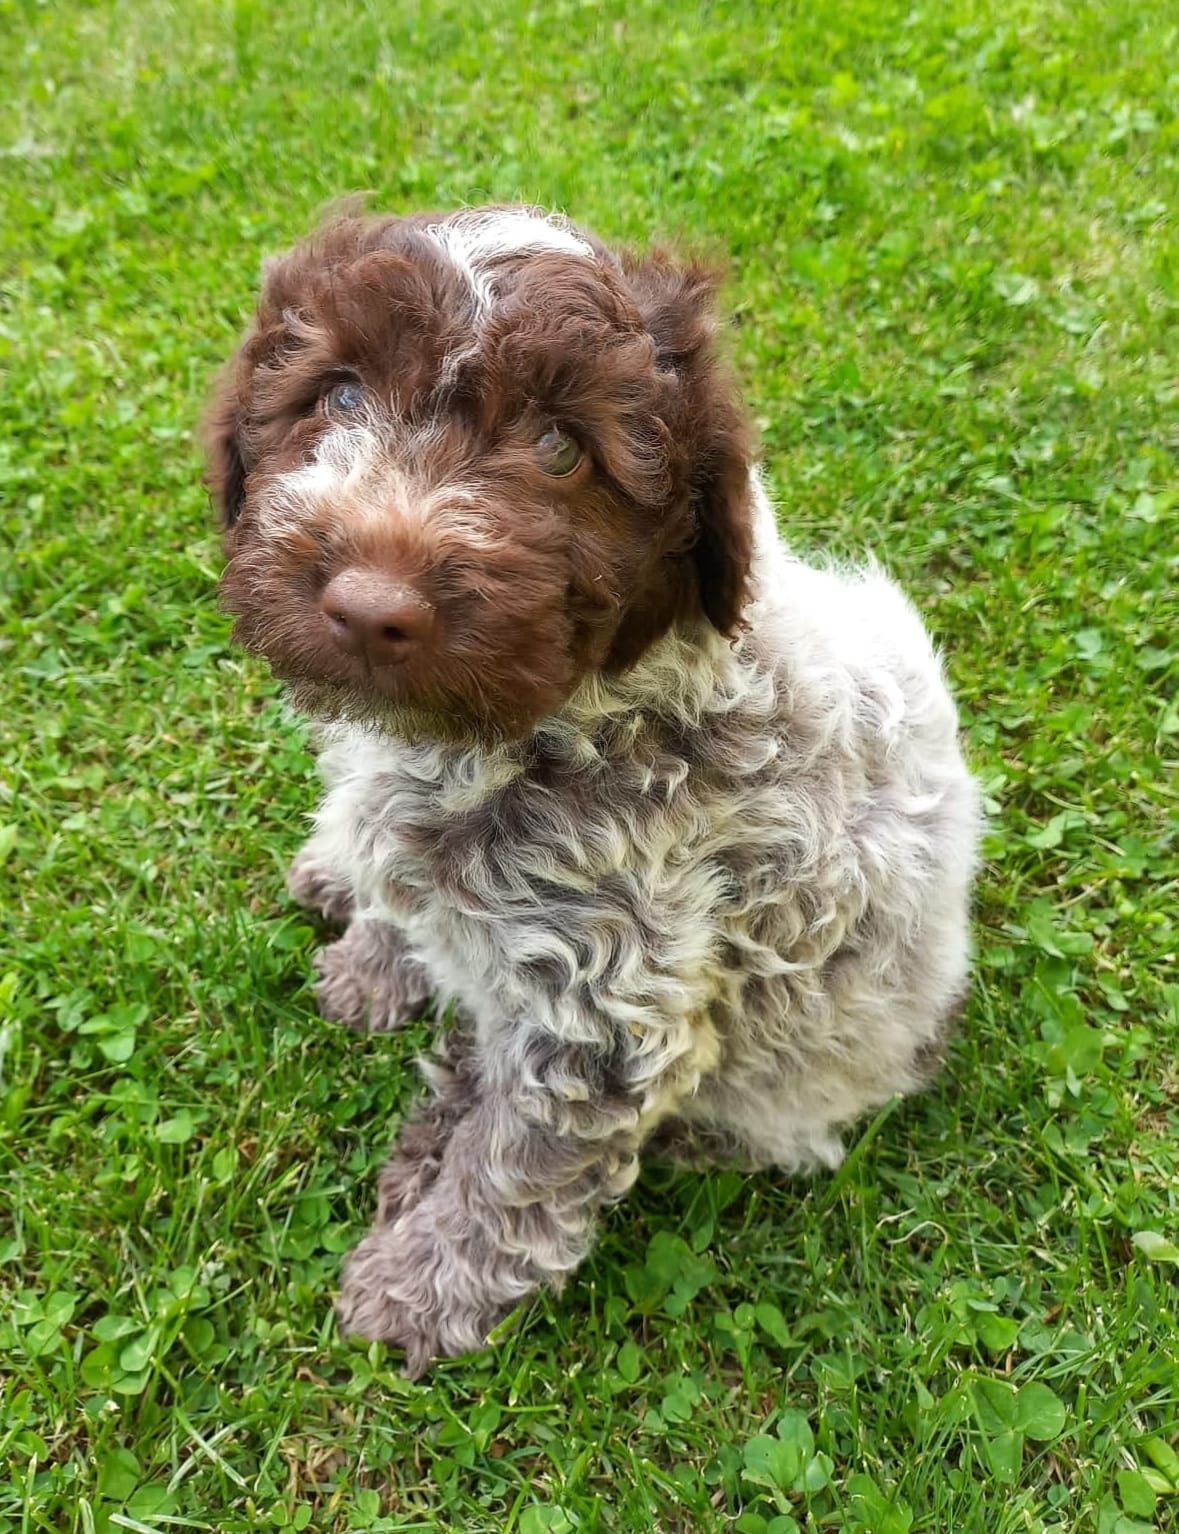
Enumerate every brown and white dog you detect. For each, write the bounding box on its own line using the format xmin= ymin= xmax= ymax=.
xmin=204 ymin=205 xmax=979 ymax=1375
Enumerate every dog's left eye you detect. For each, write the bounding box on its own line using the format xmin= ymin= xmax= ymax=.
xmin=536 ymin=427 xmax=583 ymax=477
xmin=323 ymin=381 xmax=366 ymax=418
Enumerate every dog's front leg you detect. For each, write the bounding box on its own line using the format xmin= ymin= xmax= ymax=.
xmin=335 ymin=1023 xmax=693 ymax=1375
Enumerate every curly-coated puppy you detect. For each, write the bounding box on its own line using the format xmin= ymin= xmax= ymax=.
xmin=204 ymin=205 xmax=979 ymax=1375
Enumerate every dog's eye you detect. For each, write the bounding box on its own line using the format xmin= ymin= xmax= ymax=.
xmin=323 ymin=381 xmax=366 ymax=418
xmin=536 ymin=427 xmax=582 ymax=477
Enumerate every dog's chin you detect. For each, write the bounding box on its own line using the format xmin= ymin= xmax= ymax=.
xmin=278 ymin=672 xmax=564 ymax=747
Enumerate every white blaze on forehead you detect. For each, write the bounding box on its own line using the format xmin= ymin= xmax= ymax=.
xmin=287 ymin=422 xmax=379 ymax=495
xmin=257 ymin=422 xmax=391 ymax=537
xmin=425 ymin=207 xmax=594 ymax=312
xmin=256 ymin=420 xmax=494 ymax=547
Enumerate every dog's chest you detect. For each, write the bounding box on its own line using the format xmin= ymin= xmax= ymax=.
xmin=331 ymin=727 xmax=737 ymax=1027
xmin=346 ymin=728 xmax=707 ymax=918
xmin=324 ymin=699 xmax=864 ymax=1032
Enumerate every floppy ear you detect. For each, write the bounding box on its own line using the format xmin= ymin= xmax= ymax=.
xmin=201 ymin=365 xmax=249 ymax=531
xmin=623 ymin=252 xmax=755 ymax=634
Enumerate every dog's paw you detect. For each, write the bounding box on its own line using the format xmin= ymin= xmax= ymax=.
xmin=313 ymin=925 xmax=431 ymax=1032
xmin=336 ymin=1256 xmax=441 ymax=1378
xmin=288 ymin=851 xmax=354 ymax=924
xmin=336 ymin=1228 xmax=501 ymax=1378
xmin=313 ymin=944 xmax=381 ymax=1031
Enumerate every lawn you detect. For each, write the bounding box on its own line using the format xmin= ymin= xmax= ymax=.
xmin=1 ymin=0 xmax=1176 ymax=1529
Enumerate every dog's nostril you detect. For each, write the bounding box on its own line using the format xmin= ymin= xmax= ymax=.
xmin=381 ymin=624 xmax=407 ymax=643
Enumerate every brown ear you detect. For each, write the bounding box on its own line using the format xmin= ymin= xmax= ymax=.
xmin=201 ymin=365 xmax=249 ymax=530
xmin=623 ymin=252 xmax=755 ymax=634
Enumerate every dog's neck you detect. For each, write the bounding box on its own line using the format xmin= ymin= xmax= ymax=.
xmin=570 ymin=613 xmax=730 ymax=713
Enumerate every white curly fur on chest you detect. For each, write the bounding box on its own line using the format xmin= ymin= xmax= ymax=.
xmin=312 ymin=634 xmax=756 ymax=1044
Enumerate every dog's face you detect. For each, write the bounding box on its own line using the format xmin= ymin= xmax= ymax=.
xmin=204 ymin=207 xmax=754 ymax=738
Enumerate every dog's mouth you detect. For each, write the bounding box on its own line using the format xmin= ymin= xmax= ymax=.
xmin=247 ymin=632 xmax=458 ymax=724
xmin=251 ymin=629 xmax=575 ymax=744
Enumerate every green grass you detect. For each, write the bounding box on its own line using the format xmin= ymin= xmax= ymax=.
xmin=1 ymin=0 xmax=1176 ymax=1529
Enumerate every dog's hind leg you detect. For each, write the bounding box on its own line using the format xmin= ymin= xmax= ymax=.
xmin=641 ymin=1114 xmax=763 ymax=1171
xmin=288 ymin=839 xmax=355 ymax=925
xmin=313 ymin=918 xmax=433 ymax=1033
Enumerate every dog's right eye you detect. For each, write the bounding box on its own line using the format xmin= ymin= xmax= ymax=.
xmin=536 ymin=427 xmax=583 ymax=477
xmin=322 ymin=381 xmax=366 ymax=418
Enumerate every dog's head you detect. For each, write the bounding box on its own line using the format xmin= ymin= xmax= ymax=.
xmin=204 ymin=206 xmax=754 ymax=738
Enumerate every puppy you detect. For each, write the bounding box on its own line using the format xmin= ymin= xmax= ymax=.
xmin=203 ymin=205 xmax=979 ymax=1375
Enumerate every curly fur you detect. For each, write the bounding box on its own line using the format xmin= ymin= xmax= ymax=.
xmin=204 ymin=205 xmax=980 ymax=1374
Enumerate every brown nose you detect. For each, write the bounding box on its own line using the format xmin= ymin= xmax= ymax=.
xmin=320 ymin=568 xmax=435 ymax=665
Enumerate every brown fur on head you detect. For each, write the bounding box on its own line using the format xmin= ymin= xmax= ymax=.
xmin=203 ymin=206 xmax=755 ymax=739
